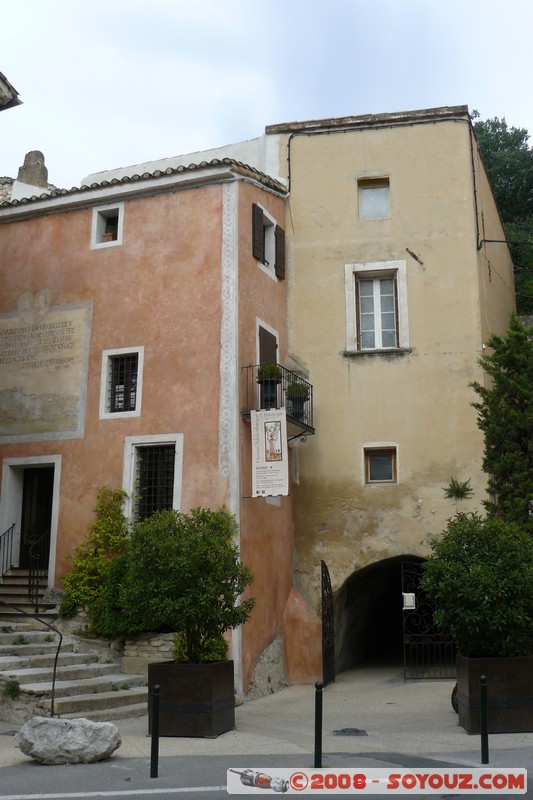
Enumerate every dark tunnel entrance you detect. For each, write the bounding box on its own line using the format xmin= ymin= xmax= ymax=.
xmin=334 ymin=555 xmax=424 ymax=674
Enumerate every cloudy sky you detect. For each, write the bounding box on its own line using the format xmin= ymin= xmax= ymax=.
xmin=2 ymin=0 xmax=532 ymax=189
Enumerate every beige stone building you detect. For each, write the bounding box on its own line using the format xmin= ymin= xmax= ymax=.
xmin=266 ymin=106 xmax=515 ymax=671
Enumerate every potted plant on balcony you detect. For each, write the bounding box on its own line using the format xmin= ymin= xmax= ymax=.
xmin=256 ymin=363 xmax=282 ymax=410
xmin=286 ymin=380 xmax=310 ymax=421
xmin=421 ymin=512 xmax=533 ymax=733
xmin=103 ymin=506 xmax=255 ymax=737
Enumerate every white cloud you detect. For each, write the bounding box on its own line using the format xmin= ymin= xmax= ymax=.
xmin=2 ymin=0 xmax=532 ymax=187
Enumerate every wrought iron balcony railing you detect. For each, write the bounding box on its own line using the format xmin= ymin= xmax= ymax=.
xmin=241 ymin=364 xmax=315 ymax=438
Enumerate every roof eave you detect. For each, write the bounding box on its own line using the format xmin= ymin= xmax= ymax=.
xmin=0 ymin=159 xmax=287 ymax=221
xmin=266 ymin=105 xmax=470 ymax=135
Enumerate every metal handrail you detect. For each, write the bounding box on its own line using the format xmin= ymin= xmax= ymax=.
xmin=28 ymin=529 xmax=50 ymax=614
xmin=0 ymin=524 xmax=16 ymax=580
xmin=0 ymin=598 xmax=62 ymax=717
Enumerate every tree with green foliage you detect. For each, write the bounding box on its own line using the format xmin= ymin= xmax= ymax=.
xmin=473 ymin=112 xmax=533 ymax=222
xmin=101 ymin=506 xmax=255 ymax=663
xmin=422 ymin=512 xmax=533 ymax=658
xmin=473 ymin=111 xmax=533 ymax=312
xmin=59 ymin=487 xmax=129 ymax=623
xmin=470 ymin=314 xmax=533 ymax=530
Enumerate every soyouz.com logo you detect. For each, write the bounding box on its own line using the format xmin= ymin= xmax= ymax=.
xmin=227 ymin=767 xmax=527 ymax=794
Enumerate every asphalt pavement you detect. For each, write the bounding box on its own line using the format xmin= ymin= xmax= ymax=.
xmin=0 ymin=664 xmax=531 ymax=798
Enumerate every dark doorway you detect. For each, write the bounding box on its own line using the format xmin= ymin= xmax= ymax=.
xmin=20 ymin=467 xmax=54 ymax=569
xmin=334 ymin=556 xmax=407 ymax=673
xmin=258 ymin=326 xmax=278 ymax=365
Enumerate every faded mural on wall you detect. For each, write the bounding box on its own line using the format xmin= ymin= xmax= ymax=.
xmin=0 ymin=292 xmax=92 ymax=440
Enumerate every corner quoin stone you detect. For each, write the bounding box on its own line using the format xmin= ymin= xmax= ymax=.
xmin=15 ymin=716 xmax=122 ymax=765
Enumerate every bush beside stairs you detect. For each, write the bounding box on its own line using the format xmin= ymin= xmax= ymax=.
xmin=0 ymin=622 xmax=147 ymax=725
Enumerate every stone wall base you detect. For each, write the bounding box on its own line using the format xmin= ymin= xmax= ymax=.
xmin=246 ymin=636 xmax=287 ymax=700
xmin=121 ymin=633 xmax=175 ymax=678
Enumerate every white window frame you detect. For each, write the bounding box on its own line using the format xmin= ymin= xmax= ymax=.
xmin=362 ymin=443 xmax=398 ymax=485
xmin=90 ymin=201 xmax=125 ymax=249
xmin=345 ymin=260 xmax=409 ymax=353
xmin=358 ymin=177 xmax=390 ymax=220
xmin=99 ymin=346 xmax=144 ymax=419
xmin=122 ymin=433 xmax=183 ymax=520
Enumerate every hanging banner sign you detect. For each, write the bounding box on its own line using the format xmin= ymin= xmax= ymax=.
xmin=251 ymin=408 xmax=289 ymax=497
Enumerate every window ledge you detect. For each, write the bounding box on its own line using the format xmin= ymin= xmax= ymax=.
xmin=343 ymin=347 xmax=412 ymax=360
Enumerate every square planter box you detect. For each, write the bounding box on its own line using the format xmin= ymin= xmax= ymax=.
xmin=148 ymin=659 xmax=235 ymax=738
xmin=457 ymin=654 xmax=533 ymax=734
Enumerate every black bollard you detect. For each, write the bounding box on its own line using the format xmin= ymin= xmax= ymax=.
xmin=480 ymin=675 xmax=489 ymax=764
xmin=314 ymin=681 xmax=324 ymax=768
xmin=150 ymin=684 xmax=160 ymax=778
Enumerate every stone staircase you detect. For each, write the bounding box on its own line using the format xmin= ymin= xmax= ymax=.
xmin=0 ymin=568 xmax=56 ymax=620
xmin=0 ymin=622 xmax=148 ymax=725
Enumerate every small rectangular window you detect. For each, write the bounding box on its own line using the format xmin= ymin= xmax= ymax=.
xmin=109 ymin=353 xmax=138 ymax=412
xmin=91 ymin=202 xmax=124 ymax=248
xmin=99 ymin=346 xmax=143 ymax=419
xmin=365 ymin=447 xmax=397 ymax=483
xmin=358 ymin=178 xmax=390 ymax=220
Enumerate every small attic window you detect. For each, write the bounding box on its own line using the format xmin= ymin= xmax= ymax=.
xmin=358 ymin=178 xmax=390 ymax=220
xmin=91 ymin=203 xmax=124 ymax=248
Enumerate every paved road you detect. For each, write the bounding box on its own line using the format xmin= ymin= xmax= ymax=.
xmin=0 ymin=665 xmax=531 ymax=799
xmin=0 ymin=751 xmax=530 ymax=800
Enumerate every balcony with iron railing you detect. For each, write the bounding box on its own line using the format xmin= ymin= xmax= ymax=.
xmin=241 ymin=364 xmax=315 ymax=440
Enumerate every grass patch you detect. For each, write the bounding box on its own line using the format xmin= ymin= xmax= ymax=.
xmin=4 ymin=679 xmax=21 ymax=700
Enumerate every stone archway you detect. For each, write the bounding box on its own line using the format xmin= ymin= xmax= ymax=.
xmin=334 ymin=555 xmax=424 ymax=673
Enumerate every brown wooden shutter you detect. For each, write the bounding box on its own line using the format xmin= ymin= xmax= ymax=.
xmin=274 ymin=226 xmax=285 ymax=279
xmin=252 ymin=204 xmax=264 ymax=262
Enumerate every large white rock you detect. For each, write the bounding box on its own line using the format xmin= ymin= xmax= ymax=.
xmin=16 ymin=717 xmax=122 ymax=765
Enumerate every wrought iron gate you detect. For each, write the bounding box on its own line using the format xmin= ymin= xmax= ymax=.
xmin=321 ymin=560 xmax=335 ymax=686
xmin=401 ymin=560 xmax=456 ymax=681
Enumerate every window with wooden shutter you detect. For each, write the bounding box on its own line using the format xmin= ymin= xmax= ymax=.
xmin=252 ymin=204 xmax=265 ymax=262
xmin=253 ymin=203 xmax=285 ymax=280
xmin=274 ymin=226 xmax=285 ymax=280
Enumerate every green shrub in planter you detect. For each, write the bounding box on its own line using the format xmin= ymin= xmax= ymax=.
xmin=172 ymin=632 xmax=228 ymax=663
xmin=103 ymin=506 xmax=255 ymax=663
xmin=421 ymin=512 xmax=533 ymax=658
xmin=286 ymin=381 xmax=310 ymax=399
xmin=256 ymin=363 xmax=282 ymax=382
